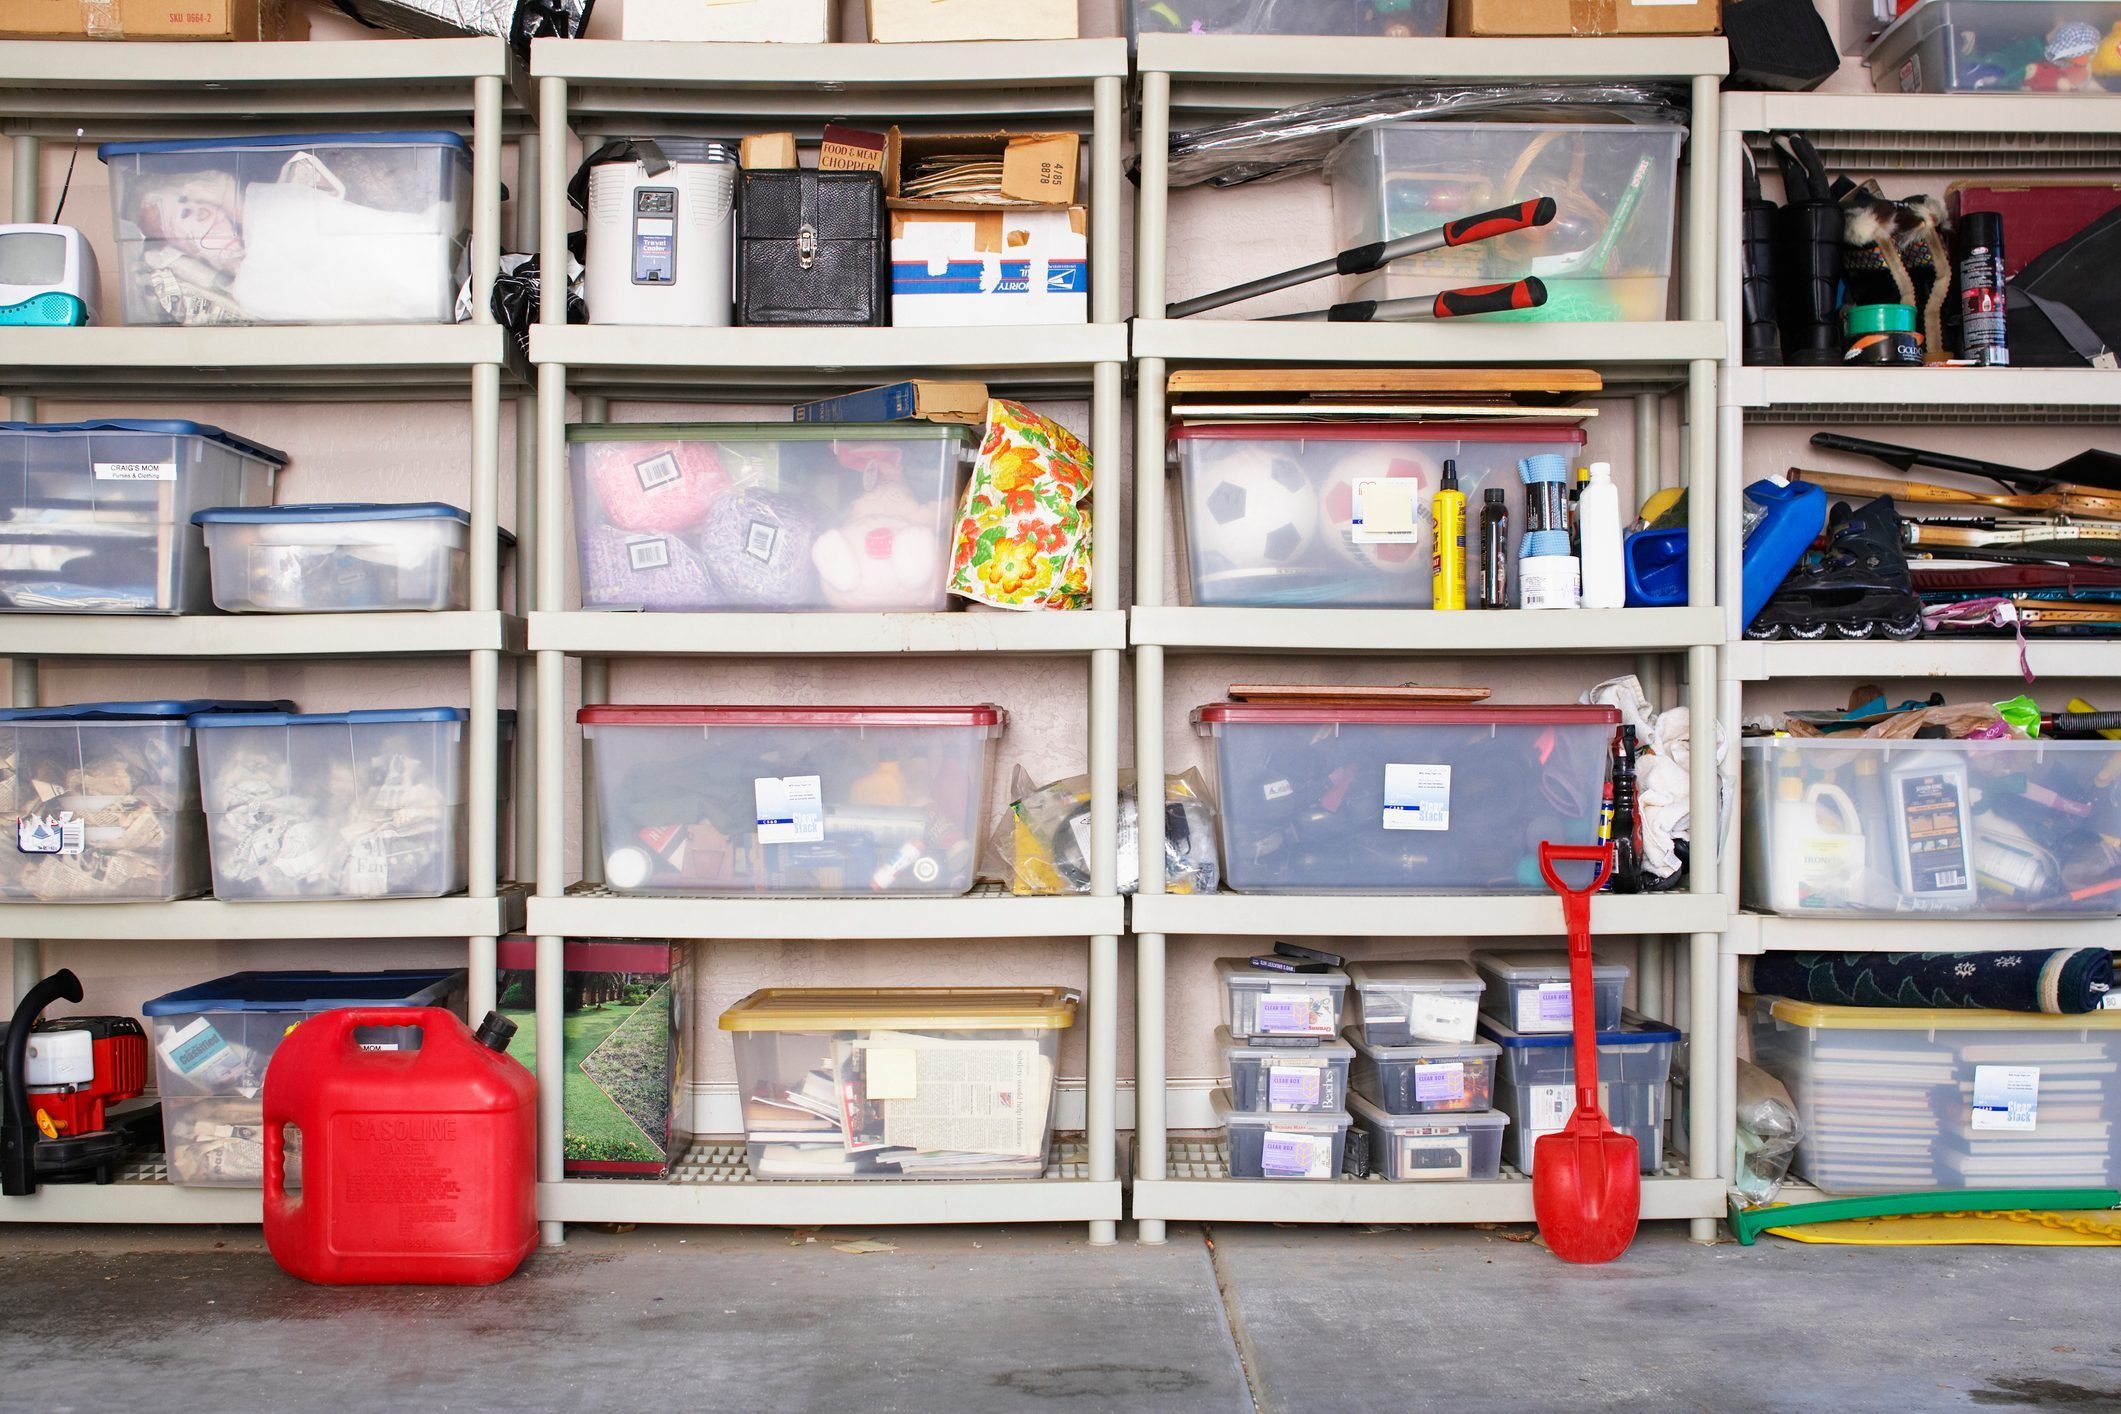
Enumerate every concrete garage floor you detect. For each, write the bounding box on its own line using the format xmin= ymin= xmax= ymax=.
xmin=0 ymin=1223 xmax=2116 ymax=1414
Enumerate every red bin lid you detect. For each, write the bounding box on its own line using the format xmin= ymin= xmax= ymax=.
xmin=1193 ymin=702 xmax=1619 ymax=727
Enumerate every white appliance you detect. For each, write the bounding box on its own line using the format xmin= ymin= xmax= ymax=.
xmin=585 ymin=139 xmax=737 ymax=327
xmin=0 ymin=223 xmax=97 ymax=325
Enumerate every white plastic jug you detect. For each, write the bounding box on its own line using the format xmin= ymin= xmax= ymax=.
xmin=1577 ymin=461 xmax=1625 ymax=610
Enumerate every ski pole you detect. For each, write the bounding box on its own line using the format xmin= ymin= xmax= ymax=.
xmin=1272 ymin=276 xmax=1548 ymax=324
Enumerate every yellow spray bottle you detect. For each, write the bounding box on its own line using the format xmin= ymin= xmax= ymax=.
xmin=1431 ymin=458 xmax=1466 ymax=610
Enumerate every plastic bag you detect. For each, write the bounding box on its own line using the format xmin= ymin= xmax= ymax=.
xmin=949 ymin=400 xmax=1094 ymax=612
xmin=327 ymin=0 xmax=592 ymax=56
xmin=1731 ymin=1058 xmax=1803 ymax=1209
xmin=986 ymin=767 xmax=1220 ymax=896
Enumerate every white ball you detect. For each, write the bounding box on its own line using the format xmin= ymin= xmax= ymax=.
xmin=1190 ymin=444 xmax=1319 ymax=570
xmin=1320 ymin=447 xmax=1433 ymax=574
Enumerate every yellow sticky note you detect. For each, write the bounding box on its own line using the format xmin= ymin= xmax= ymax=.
xmin=1354 ymin=478 xmax=1421 ymax=542
xmin=866 ymin=1048 xmax=918 ymax=1101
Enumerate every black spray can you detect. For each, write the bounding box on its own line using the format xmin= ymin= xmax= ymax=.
xmin=1480 ymin=488 xmax=1509 ymax=609
xmin=1957 ymin=211 xmax=2009 ymax=367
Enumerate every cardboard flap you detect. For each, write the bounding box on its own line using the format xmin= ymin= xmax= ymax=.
xmin=888 ymin=129 xmax=1082 ymax=211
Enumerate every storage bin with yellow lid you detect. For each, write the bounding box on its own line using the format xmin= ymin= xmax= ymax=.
xmin=719 ymin=987 xmax=1077 ymax=1181
xmin=1750 ymin=995 xmax=2121 ymax=1195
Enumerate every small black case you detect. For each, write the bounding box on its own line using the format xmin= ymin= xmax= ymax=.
xmin=735 ymin=168 xmax=890 ymax=328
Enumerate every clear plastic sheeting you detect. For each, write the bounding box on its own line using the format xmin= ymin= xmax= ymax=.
xmin=1146 ymin=84 xmax=1690 ymax=189
xmin=328 ymin=0 xmax=592 ymax=52
xmin=1731 ymin=1058 xmax=1803 ymax=1208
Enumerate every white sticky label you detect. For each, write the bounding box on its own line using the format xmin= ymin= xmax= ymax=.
xmin=16 ymin=811 xmax=83 ymax=856
xmin=634 ymin=452 xmax=682 ymax=492
xmin=1382 ymin=763 xmax=1451 ymax=832
xmin=746 ymin=520 xmax=781 ymax=562
xmin=1520 ymin=982 xmax=1575 ymax=1032
xmin=1267 ymin=1064 xmax=1324 ymax=1109
xmin=1263 ymin=779 xmax=1294 ymax=802
xmin=627 ymin=536 xmax=672 ymax=571
xmin=2102 ymin=993 xmax=2121 ymax=1010
xmin=1407 ymin=993 xmax=1480 ymax=1043
xmin=1256 ymin=991 xmax=1328 ymax=1035
xmin=1415 ymin=1061 xmax=1466 ymax=1104
xmin=1397 ymin=1131 xmax=1472 ymax=1179
xmin=1971 ymin=1065 xmax=2039 ymax=1131
xmin=866 ymin=1047 xmax=918 ymax=1101
xmin=94 ymin=460 xmax=176 ymax=482
xmin=1261 ymin=1130 xmax=1331 ymax=1178
xmin=755 ymin=775 xmax=824 ymax=845
xmin=1351 ymin=477 xmax=1422 ymax=545
xmin=1527 ymin=1082 xmax=1573 ymax=1135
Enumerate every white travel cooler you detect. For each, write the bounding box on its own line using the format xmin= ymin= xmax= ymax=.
xmin=584 ymin=139 xmax=737 ymax=327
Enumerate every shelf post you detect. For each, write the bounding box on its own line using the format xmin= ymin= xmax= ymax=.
xmin=1133 ymin=335 xmax=1170 ymax=1241
xmin=6 ymin=131 xmax=37 ymax=1005
xmin=1135 ymin=71 xmax=1171 ymax=320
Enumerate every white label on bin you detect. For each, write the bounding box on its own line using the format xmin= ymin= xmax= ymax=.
xmin=1351 ymin=477 xmax=1422 ymax=545
xmin=1971 ymin=1065 xmax=2039 ymax=1131
xmin=1522 ymin=982 xmax=1575 ymax=1030
xmin=1415 ymin=1061 xmax=1466 ymax=1104
xmin=633 ymin=452 xmax=682 ymax=493
xmin=16 ymin=811 xmax=83 ymax=856
xmin=1382 ymin=763 xmax=1450 ymax=832
xmin=1528 ymin=1082 xmax=1573 ymax=1134
xmin=1261 ymin=1130 xmax=1331 ymax=1178
xmin=94 ymin=460 xmax=175 ymax=482
xmin=2103 ymin=993 xmax=2121 ymax=1010
xmin=1267 ymin=1063 xmax=1323 ymax=1109
xmin=1258 ymin=991 xmax=1327 ymax=1035
xmin=1408 ymin=994 xmax=1479 ymax=1042
xmin=627 ymin=536 xmax=672 ymax=572
xmin=755 ymin=775 xmax=825 ymax=845
xmin=746 ymin=520 xmax=781 ymax=562
xmin=865 ymin=1047 xmax=919 ymax=1101
xmin=1398 ymin=1132 xmax=1471 ymax=1179
xmin=1263 ymin=778 xmax=1293 ymax=802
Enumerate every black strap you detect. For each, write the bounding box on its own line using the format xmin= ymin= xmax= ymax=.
xmin=566 ymin=137 xmax=670 ymax=214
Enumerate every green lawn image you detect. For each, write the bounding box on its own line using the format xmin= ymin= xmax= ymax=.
xmin=503 ymin=983 xmax=671 ymax=1163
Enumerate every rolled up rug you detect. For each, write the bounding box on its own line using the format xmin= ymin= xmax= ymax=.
xmin=1742 ymin=949 xmax=2113 ymax=1014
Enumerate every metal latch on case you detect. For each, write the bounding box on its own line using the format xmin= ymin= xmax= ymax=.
xmin=798 ymin=224 xmax=818 ymax=270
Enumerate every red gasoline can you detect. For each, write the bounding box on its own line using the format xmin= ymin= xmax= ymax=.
xmin=262 ymin=1007 xmax=536 ymax=1286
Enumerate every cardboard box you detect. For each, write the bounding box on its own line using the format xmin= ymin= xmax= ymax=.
xmin=820 ymin=124 xmax=893 ymax=174
xmin=867 ymin=0 xmax=1078 ymax=42
xmin=741 ymin=132 xmax=800 ymax=171
xmin=1 ymin=0 xmax=298 ymax=40
xmin=1449 ymin=0 xmax=1718 ymax=36
xmin=889 ymin=130 xmax=1081 ymax=211
xmin=890 ymin=207 xmax=1089 ymax=327
xmin=621 ymin=0 xmax=838 ymax=42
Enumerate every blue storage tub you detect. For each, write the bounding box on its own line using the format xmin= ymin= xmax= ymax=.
xmin=193 ymin=502 xmax=513 ymax=613
xmin=1481 ymin=1010 xmax=1680 ymax=1176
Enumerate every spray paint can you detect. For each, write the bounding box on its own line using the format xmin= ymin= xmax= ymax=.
xmin=1957 ymin=211 xmax=2009 ymax=367
xmin=1479 ymin=488 xmax=1509 ymax=609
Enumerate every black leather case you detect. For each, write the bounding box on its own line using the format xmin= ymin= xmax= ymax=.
xmin=735 ymin=169 xmax=889 ymax=327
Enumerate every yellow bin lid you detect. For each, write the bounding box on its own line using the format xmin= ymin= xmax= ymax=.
xmin=720 ymin=987 xmax=1079 ymax=1032
xmin=1764 ymin=998 xmax=2121 ymax=1032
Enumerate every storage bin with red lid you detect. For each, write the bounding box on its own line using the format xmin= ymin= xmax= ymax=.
xmin=577 ymin=704 xmax=1007 ymax=896
xmin=1192 ymin=702 xmax=1618 ymax=893
xmin=1172 ymin=421 xmax=1587 ymax=608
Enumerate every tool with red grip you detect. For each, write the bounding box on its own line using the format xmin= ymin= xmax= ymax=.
xmin=2 ymin=969 xmax=156 ymax=1195
xmin=1275 ymin=277 xmax=1548 ymax=324
xmin=1166 ymin=197 xmax=1557 ymax=319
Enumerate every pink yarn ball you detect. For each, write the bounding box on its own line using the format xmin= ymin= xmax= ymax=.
xmin=585 ymin=438 xmax=729 ymax=534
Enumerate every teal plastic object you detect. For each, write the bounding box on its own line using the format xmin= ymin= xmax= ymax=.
xmin=1622 ymin=479 xmax=1827 ymax=630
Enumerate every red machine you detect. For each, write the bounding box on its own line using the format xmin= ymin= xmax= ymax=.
xmin=28 ymin=1015 xmax=148 ymax=1139
xmin=263 ymin=1006 xmax=536 ymax=1286
xmin=2 ymin=969 xmax=157 ymax=1195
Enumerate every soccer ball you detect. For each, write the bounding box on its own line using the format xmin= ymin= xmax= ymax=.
xmin=1190 ymin=444 xmax=1319 ymax=570
xmin=1320 ymin=447 xmax=1430 ymax=574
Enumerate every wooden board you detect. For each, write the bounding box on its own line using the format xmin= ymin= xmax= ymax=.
xmin=1171 ymin=403 xmax=1597 ymax=422
xmin=1227 ymin=684 xmax=1494 ymax=704
xmin=1167 ymin=367 xmax=1604 ymax=397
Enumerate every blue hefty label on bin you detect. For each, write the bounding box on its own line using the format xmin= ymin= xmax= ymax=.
xmin=1382 ymin=764 xmax=1451 ymax=832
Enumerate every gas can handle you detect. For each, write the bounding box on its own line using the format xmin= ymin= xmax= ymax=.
xmin=299 ymin=1006 xmax=445 ymax=1055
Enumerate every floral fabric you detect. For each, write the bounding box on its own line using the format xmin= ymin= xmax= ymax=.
xmin=949 ymin=399 xmax=1093 ymax=611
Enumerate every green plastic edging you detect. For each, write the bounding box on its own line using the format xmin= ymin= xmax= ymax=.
xmin=1728 ymin=1188 xmax=2121 ymax=1246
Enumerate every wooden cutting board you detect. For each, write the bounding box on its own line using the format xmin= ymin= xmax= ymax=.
xmin=1227 ymin=684 xmax=1494 ymax=705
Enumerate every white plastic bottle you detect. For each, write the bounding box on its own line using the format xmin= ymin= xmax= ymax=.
xmin=1577 ymin=461 xmax=1625 ymax=609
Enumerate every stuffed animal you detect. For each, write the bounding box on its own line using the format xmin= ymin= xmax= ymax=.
xmin=2092 ymin=21 xmax=2121 ymax=88
xmin=811 ymin=478 xmax=946 ymax=611
xmin=2026 ymin=20 xmax=2100 ymax=91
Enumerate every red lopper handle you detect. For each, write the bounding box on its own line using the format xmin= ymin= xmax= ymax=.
xmin=1432 ymin=278 xmax=1547 ymax=320
xmin=1442 ymin=197 xmax=1558 ymax=247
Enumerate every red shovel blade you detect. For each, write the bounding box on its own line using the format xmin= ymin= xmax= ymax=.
xmin=1532 ymin=1108 xmax=1642 ymax=1265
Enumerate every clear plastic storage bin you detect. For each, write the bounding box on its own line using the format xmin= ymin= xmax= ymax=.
xmin=1344 ymin=959 xmax=1486 ymax=1044
xmin=1472 ymin=949 xmax=1629 ymax=1034
xmin=1195 ymin=703 xmax=1619 ymax=893
xmin=1346 ymin=1028 xmax=1501 ymax=1115
xmin=719 ymin=988 xmax=1075 ymax=1181
xmin=192 ymin=706 xmax=468 ymax=900
xmin=0 ymin=698 xmax=288 ymax=903
xmin=1326 ymin=123 xmax=1685 ymax=322
xmin=1214 ymin=1089 xmax=1351 ymax=1179
xmin=1348 ymin=1094 xmax=1508 ymax=1181
xmin=1222 ymin=1026 xmax=1355 ymax=1113
xmin=0 ymin=419 xmax=282 ymax=614
xmin=1129 ymin=0 xmax=1445 ymax=35
xmin=140 ymin=968 xmax=466 ymax=1187
xmin=98 ymin=132 xmax=472 ymax=326
xmin=1171 ymin=423 xmax=1587 ymax=607
xmin=1868 ymin=0 xmax=2121 ymax=93
xmin=1483 ymin=1011 xmax=1678 ymax=1175
xmin=567 ymin=423 xmax=977 ymax=613
xmin=1751 ymin=996 xmax=2121 ymax=1194
xmin=578 ymin=704 xmax=1005 ymax=896
xmin=193 ymin=503 xmax=511 ymax=613
xmin=1216 ymin=956 xmax=1352 ymax=1040
xmin=1742 ymin=736 xmax=2121 ymax=918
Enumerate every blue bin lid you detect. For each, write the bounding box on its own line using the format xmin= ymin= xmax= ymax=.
xmin=0 ymin=698 xmax=291 ymax=723
xmin=189 ymin=706 xmax=468 ymax=730
xmin=191 ymin=502 xmax=515 ymax=545
xmin=1478 ymin=1010 xmax=1681 ymax=1050
xmin=0 ymin=418 xmax=289 ymax=467
xmin=99 ymin=131 xmax=470 ymax=161
xmin=141 ymin=968 xmax=464 ymax=1016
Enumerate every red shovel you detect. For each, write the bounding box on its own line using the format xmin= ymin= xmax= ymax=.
xmin=1532 ymin=840 xmax=1640 ymax=1265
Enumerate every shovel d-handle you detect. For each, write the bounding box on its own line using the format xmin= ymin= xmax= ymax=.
xmin=1539 ymin=841 xmax=1615 ymax=1114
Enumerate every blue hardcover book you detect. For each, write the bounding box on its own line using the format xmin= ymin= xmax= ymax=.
xmin=793 ymin=380 xmax=986 ymax=425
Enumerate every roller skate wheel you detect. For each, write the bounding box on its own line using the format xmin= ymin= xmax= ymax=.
xmin=1787 ymin=621 xmax=1830 ymax=640
xmin=1831 ymin=622 xmax=1878 ymax=640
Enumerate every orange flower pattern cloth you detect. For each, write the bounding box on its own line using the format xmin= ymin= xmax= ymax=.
xmin=949 ymin=399 xmax=1094 ymax=611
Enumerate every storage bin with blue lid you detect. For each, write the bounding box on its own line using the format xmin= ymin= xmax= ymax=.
xmin=193 ymin=503 xmax=514 ymax=613
xmin=1481 ymin=1011 xmax=1680 ymax=1176
xmin=142 ymin=967 xmax=467 ymax=1187
xmin=0 ymin=698 xmax=290 ymax=904
xmin=192 ymin=707 xmax=470 ymax=901
xmin=0 ymin=419 xmax=282 ymax=615
xmin=98 ymin=131 xmax=473 ymax=326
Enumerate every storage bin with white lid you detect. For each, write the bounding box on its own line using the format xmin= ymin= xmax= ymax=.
xmin=98 ymin=131 xmax=473 ymax=326
xmin=1221 ymin=1026 xmax=1355 ymax=1113
xmin=719 ymin=987 xmax=1075 ymax=1181
xmin=578 ymin=704 xmax=1006 ymax=896
xmin=1326 ymin=122 xmax=1685 ymax=322
xmin=1171 ymin=422 xmax=1587 ymax=608
xmin=192 ymin=503 xmax=513 ymax=613
xmin=0 ymin=698 xmax=290 ymax=903
xmin=1344 ymin=959 xmax=1486 ymax=1044
xmin=567 ymin=422 xmax=978 ymax=613
xmin=1214 ymin=1089 xmax=1351 ymax=1179
xmin=1194 ymin=702 xmax=1618 ymax=893
xmin=1750 ymin=996 xmax=2121 ymax=1194
xmin=1483 ymin=1010 xmax=1678 ymax=1175
xmin=0 ymin=419 xmax=283 ymax=614
xmin=1215 ymin=956 xmax=1351 ymax=1041
xmin=1130 ymin=0 xmax=1446 ymax=35
xmin=1472 ymin=948 xmax=1629 ymax=1034
xmin=1346 ymin=1028 xmax=1501 ymax=1115
xmin=192 ymin=706 xmax=469 ymax=901
xmin=142 ymin=967 xmax=466 ymax=1187
xmin=1866 ymin=0 xmax=2121 ymax=93
xmin=1347 ymin=1094 xmax=1508 ymax=1181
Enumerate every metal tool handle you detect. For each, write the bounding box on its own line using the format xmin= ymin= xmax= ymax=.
xmin=1811 ymin=432 xmax=2046 ymax=491
xmin=2051 ymin=711 xmax=2121 ymax=735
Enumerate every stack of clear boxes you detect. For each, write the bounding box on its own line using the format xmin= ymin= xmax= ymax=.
xmin=1213 ymin=957 xmax=1353 ymax=1178
xmin=1343 ymin=960 xmax=1509 ymax=1181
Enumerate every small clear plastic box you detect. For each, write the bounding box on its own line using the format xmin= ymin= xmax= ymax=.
xmin=1348 ymin=1094 xmax=1508 ymax=1181
xmin=1483 ymin=1011 xmax=1678 ymax=1176
xmin=1346 ymin=1028 xmax=1501 ymax=1115
xmin=1471 ymin=948 xmax=1629 ymax=1035
xmin=194 ymin=503 xmax=512 ymax=613
xmin=1129 ymin=0 xmax=1446 ymax=36
xmin=1344 ymin=959 xmax=1486 ymax=1045
xmin=1215 ymin=956 xmax=1351 ymax=1041
xmin=1868 ymin=0 xmax=2121 ymax=94
xmin=1214 ymin=1089 xmax=1350 ymax=1179
xmin=1220 ymin=1026 xmax=1354 ymax=1113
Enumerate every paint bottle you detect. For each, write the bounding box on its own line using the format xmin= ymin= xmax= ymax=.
xmin=1479 ymin=487 xmax=1509 ymax=609
xmin=1431 ymin=458 xmax=1466 ymax=610
xmin=1957 ymin=211 xmax=2009 ymax=367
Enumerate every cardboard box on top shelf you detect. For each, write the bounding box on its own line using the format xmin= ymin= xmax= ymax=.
xmin=621 ymin=0 xmax=838 ymax=42
xmin=820 ymin=124 xmax=894 ymax=174
xmin=890 ymin=207 xmax=1089 ymax=326
xmin=887 ymin=130 xmax=1082 ymax=211
xmin=2 ymin=0 xmax=302 ymax=39
xmin=867 ymin=0 xmax=1079 ymax=43
xmin=1449 ymin=0 xmax=1718 ymax=36
xmin=741 ymin=133 xmax=801 ymax=171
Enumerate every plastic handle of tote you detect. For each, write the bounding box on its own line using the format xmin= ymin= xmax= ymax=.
xmin=1539 ymin=841 xmax=1615 ymax=1115
xmin=1443 ymin=196 xmax=1558 ymax=247
xmin=1434 ymin=278 xmax=1546 ymax=320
